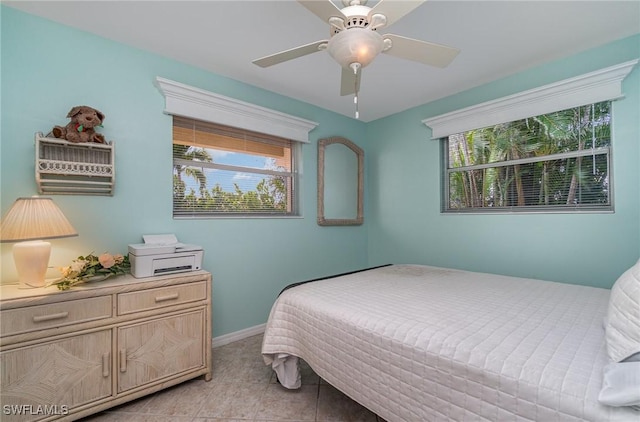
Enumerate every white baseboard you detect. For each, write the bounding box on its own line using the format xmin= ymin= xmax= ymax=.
xmin=212 ymin=323 xmax=266 ymax=348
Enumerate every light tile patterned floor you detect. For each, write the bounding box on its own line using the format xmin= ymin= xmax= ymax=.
xmin=81 ymin=334 xmax=382 ymax=422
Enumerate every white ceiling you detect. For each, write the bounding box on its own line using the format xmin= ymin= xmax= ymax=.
xmin=5 ymin=1 xmax=640 ymax=122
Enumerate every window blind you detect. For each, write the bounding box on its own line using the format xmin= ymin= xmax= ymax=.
xmin=173 ymin=116 xmax=291 ymax=157
xmin=172 ymin=117 xmax=297 ymax=217
xmin=443 ymin=101 xmax=613 ymax=213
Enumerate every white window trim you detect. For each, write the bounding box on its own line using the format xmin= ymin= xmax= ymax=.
xmin=156 ymin=77 xmax=318 ymax=143
xmin=422 ymin=60 xmax=638 ymax=139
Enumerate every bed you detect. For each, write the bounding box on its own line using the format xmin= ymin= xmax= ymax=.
xmin=262 ymin=263 xmax=640 ymax=422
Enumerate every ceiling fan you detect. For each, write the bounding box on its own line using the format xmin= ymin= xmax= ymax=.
xmin=252 ymin=0 xmax=460 ymax=118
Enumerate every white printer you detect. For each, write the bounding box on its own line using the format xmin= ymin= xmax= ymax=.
xmin=128 ymin=234 xmax=204 ymax=278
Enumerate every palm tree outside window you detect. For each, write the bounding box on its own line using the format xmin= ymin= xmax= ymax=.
xmin=443 ymin=101 xmax=612 ymax=213
xmin=172 ymin=116 xmax=298 ymax=217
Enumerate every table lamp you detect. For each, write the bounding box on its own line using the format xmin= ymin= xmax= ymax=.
xmin=1 ymin=196 xmax=78 ymax=288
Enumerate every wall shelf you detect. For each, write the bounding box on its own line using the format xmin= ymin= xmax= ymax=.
xmin=35 ymin=132 xmax=115 ymax=196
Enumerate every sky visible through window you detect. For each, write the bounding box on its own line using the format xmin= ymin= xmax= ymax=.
xmin=181 ymin=147 xmax=272 ymax=195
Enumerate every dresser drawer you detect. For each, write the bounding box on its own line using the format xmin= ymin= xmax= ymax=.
xmin=1 ymin=296 xmax=113 ymax=337
xmin=117 ymin=281 xmax=207 ymax=315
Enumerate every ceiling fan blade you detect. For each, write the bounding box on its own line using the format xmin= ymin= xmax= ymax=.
xmin=340 ymin=66 xmax=361 ymax=96
xmin=368 ymin=0 xmax=427 ymax=28
xmin=252 ymin=40 xmax=328 ymax=67
xmin=383 ymin=34 xmax=460 ymax=67
xmin=297 ymin=0 xmax=346 ymax=23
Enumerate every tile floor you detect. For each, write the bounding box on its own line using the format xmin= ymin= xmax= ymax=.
xmin=82 ymin=334 xmax=382 ymax=422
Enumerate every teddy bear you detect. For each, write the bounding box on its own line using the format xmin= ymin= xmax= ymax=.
xmin=52 ymin=105 xmax=106 ymax=143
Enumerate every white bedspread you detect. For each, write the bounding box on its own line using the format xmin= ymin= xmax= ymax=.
xmin=262 ymin=264 xmax=638 ymax=421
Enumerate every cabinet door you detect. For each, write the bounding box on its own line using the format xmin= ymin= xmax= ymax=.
xmin=117 ymin=309 xmax=205 ymax=393
xmin=0 ymin=330 xmax=112 ymax=421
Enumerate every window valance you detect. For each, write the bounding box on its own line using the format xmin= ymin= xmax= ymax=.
xmin=422 ymin=60 xmax=638 ymax=139
xmin=156 ymin=77 xmax=318 ymax=143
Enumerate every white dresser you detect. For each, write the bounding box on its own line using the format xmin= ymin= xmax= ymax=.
xmin=0 ymin=271 xmax=212 ymax=421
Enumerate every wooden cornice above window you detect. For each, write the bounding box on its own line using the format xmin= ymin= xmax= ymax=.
xmin=156 ymin=77 xmax=318 ymax=143
xmin=423 ymin=59 xmax=638 ymax=139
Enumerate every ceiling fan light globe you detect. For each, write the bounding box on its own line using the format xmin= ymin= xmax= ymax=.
xmin=327 ymin=28 xmax=383 ymax=69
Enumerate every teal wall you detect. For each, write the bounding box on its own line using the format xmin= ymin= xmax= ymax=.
xmin=366 ymin=34 xmax=640 ymax=289
xmin=1 ymin=8 xmax=638 ymax=340
xmin=0 ymin=7 xmax=368 ymax=337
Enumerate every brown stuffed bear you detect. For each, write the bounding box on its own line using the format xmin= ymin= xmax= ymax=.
xmin=52 ymin=106 xmax=106 ymax=143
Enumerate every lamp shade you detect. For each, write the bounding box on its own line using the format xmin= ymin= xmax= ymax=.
xmin=1 ymin=197 xmax=77 ymax=242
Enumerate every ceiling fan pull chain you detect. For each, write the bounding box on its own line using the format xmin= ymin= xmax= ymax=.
xmin=354 ymin=65 xmax=359 ymax=120
xmin=350 ymin=62 xmax=361 ymax=119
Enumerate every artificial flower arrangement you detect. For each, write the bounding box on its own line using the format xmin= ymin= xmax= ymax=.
xmin=52 ymin=252 xmax=130 ymax=290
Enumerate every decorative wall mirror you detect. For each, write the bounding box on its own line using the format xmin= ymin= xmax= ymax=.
xmin=317 ymin=136 xmax=364 ymax=226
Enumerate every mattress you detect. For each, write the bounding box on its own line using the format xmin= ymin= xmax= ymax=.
xmin=262 ymin=264 xmax=638 ymax=421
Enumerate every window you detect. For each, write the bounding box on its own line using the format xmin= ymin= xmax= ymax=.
xmin=156 ymin=77 xmax=318 ymax=218
xmin=423 ymin=60 xmax=638 ymax=214
xmin=443 ymin=102 xmax=612 ymax=213
xmin=172 ymin=117 xmax=298 ymax=217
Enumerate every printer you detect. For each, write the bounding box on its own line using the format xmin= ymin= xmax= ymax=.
xmin=128 ymin=234 xmax=204 ymax=278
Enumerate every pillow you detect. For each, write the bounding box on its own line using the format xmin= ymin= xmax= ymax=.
xmin=598 ymin=362 xmax=640 ymax=408
xmin=605 ymin=259 xmax=640 ymax=362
